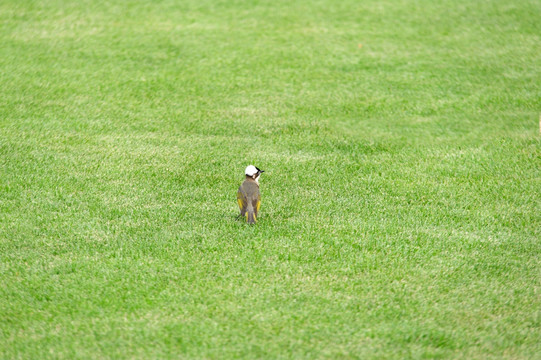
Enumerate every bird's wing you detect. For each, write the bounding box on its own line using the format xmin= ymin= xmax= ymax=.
xmin=254 ymin=189 xmax=261 ymax=214
xmin=237 ymin=187 xmax=246 ymax=212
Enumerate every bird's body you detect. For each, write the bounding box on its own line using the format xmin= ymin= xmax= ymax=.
xmin=237 ymin=165 xmax=264 ymax=224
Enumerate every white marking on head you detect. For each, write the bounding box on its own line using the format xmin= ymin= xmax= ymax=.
xmin=245 ymin=165 xmax=257 ymax=176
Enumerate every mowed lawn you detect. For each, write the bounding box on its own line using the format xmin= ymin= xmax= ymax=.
xmin=1 ymin=0 xmax=540 ymax=358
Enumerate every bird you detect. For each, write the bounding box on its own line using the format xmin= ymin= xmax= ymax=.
xmin=237 ymin=165 xmax=264 ymax=224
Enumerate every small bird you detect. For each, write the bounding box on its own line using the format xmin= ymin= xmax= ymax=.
xmin=237 ymin=165 xmax=264 ymax=224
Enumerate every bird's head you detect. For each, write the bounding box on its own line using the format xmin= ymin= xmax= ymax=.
xmin=245 ymin=165 xmax=264 ymax=183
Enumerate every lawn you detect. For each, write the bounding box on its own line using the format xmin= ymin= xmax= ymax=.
xmin=0 ymin=0 xmax=540 ymax=358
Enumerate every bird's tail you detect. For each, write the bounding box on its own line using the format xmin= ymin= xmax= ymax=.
xmin=246 ymin=205 xmax=257 ymax=224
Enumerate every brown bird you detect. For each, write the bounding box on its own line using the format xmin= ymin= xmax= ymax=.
xmin=237 ymin=165 xmax=264 ymax=224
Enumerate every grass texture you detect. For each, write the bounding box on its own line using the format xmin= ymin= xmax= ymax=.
xmin=1 ymin=0 xmax=540 ymax=358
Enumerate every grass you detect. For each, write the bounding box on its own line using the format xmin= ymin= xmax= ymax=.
xmin=0 ymin=0 xmax=540 ymax=358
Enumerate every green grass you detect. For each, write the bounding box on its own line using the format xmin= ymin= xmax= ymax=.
xmin=1 ymin=0 xmax=540 ymax=358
